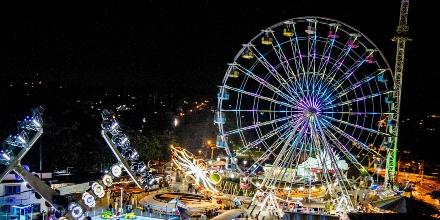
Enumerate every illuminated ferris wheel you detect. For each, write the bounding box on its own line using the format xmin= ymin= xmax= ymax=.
xmin=215 ymin=17 xmax=395 ymax=213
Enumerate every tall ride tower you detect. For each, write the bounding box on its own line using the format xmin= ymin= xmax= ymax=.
xmin=385 ymin=0 xmax=411 ymax=186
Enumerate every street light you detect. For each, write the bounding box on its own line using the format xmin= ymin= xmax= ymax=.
xmin=207 ymin=140 xmax=215 ymax=160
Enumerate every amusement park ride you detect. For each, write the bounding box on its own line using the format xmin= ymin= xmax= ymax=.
xmin=214 ymin=0 xmax=410 ymax=218
xmin=385 ymin=0 xmax=411 ymax=187
xmin=0 ymin=109 xmax=157 ymax=219
xmin=170 ymin=145 xmax=221 ymax=193
xmin=0 ymin=1 xmax=410 ymax=219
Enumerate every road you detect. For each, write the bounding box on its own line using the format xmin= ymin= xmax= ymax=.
xmin=396 ymin=171 xmax=440 ymax=210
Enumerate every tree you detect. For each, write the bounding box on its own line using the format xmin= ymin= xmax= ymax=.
xmin=131 ymin=130 xmax=176 ymax=162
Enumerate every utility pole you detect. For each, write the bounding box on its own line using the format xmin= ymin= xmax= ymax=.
xmin=120 ymin=187 xmax=124 ymax=215
xmin=396 ymin=154 xmax=401 ymax=183
xmin=39 ymin=138 xmax=43 ymax=173
xmin=385 ymin=0 xmax=411 ymax=187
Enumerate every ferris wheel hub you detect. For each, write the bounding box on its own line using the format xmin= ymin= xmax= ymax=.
xmin=304 ymin=107 xmax=319 ymax=119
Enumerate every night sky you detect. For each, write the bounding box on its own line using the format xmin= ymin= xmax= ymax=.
xmin=2 ymin=1 xmax=438 ymax=112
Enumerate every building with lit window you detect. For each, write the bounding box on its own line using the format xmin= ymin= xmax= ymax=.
xmin=0 ymin=172 xmax=51 ymax=220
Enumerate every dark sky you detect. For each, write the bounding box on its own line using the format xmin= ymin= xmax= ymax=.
xmin=1 ymin=1 xmax=438 ymax=113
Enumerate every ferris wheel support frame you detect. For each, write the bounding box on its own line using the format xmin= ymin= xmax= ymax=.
xmin=385 ymin=0 xmax=411 ymax=187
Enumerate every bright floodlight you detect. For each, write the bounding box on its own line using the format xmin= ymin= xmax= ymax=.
xmin=17 ymin=135 xmax=26 ymax=144
xmin=121 ymin=137 xmax=128 ymax=145
xmin=102 ymin=174 xmax=113 ymax=187
xmin=69 ymin=202 xmax=84 ymax=219
xmin=1 ymin=153 xmax=11 ymax=161
xmin=82 ymin=192 xmax=96 ymax=208
xmin=148 ymin=177 xmax=156 ymax=186
xmin=110 ymin=122 xmax=119 ymax=130
xmin=31 ymin=118 xmax=41 ymax=128
xmin=111 ymin=164 xmax=122 ymax=177
xmin=173 ymin=118 xmax=179 ymax=127
xmin=92 ymin=182 xmax=106 ymax=198
xmin=139 ymin=164 xmax=147 ymax=173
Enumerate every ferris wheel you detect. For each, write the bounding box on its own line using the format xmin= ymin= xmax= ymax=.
xmin=215 ymin=17 xmax=395 ymax=213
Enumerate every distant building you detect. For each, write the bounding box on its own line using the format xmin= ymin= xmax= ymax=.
xmin=0 ymin=172 xmax=52 ymax=220
xmin=0 ymin=171 xmax=94 ymax=220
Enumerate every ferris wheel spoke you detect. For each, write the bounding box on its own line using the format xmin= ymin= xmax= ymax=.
xmin=263 ymin=125 xmax=307 ymax=186
xmin=306 ymin=32 xmax=320 ymax=99
xmin=325 ymin=35 xmax=361 ymax=83
xmin=311 ymin=141 xmax=346 ymax=199
xmin=223 ymin=85 xmax=295 ymax=108
xmin=250 ymin=129 xmax=295 ymax=173
xmin=277 ymin=150 xmax=297 ymax=187
xmin=261 ymin=119 xmax=306 ymax=166
xmin=324 ymin=69 xmax=389 ymax=103
xmin=305 ymin=20 xmax=318 ymax=74
xmin=327 ymin=52 xmax=371 ymax=95
xmin=238 ymin=121 xmax=293 ymax=154
xmin=312 ymin=71 xmax=331 ymax=100
xmin=279 ymin=127 xmax=308 ymax=184
xmin=320 ymin=118 xmax=383 ymax=158
xmin=266 ymin=147 xmax=296 ymax=186
xmin=284 ymin=25 xmax=308 ymax=98
xmin=270 ymin=38 xmax=305 ymax=99
xmin=320 ymin=115 xmax=391 ymax=137
xmin=313 ymin=127 xmax=352 ymax=193
xmin=289 ymin=27 xmax=307 ymax=75
xmin=314 ymin=64 xmax=342 ymax=103
xmin=323 ymin=90 xmax=394 ymax=109
xmin=221 ymin=109 xmax=301 ymax=113
xmin=277 ymin=149 xmax=306 ymax=188
xmin=312 ymin=75 xmax=336 ymax=104
xmin=307 ymin=123 xmax=337 ymax=187
xmin=330 ymin=59 xmax=365 ymax=92
xmin=318 ymin=58 xmax=364 ymax=104
xmin=315 ymin=58 xmax=333 ymax=102
xmin=224 ymin=115 xmax=294 ymax=136
xmin=295 ymin=95 xmax=319 ymax=110
xmin=320 ymin=111 xmax=392 ymax=116
xmin=317 ymin=26 xmax=339 ymax=74
xmin=291 ymin=36 xmax=313 ymax=96
xmin=317 ymin=120 xmax=369 ymax=174
xmin=269 ymin=31 xmax=300 ymax=82
xmin=234 ymin=64 xmax=299 ymax=104
xmin=325 ymin=50 xmax=350 ymax=83
xmin=251 ymin=46 xmax=297 ymax=96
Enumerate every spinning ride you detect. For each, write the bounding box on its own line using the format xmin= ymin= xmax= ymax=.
xmin=171 ymin=145 xmax=221 ymax=193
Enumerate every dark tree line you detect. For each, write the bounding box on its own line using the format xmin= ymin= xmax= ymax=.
xmin=20 ymin=111 xmax=179 ymax=173
xmin=130 ymin=130 xmax=176 ymax=162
